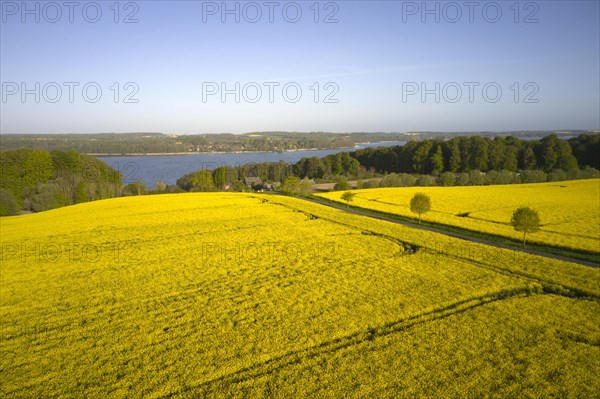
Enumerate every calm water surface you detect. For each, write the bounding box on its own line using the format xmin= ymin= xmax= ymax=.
xmin=97 ymin=141 xmax=405 ymax=188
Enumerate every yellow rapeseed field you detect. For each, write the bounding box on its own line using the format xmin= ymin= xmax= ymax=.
xmin=318 ymin=179 xmax=600 ymax=253
xmin=1 ymin=193 xmax=599 ymax=397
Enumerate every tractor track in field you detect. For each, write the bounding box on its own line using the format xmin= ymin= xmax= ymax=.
xmin=250 ymin=195 xmax=599 ymax=300
xmin=295 ymin=196 xmax=599 ymax=268
xmin=160 ymin=195 xmax=599 ymax=397
xmin=161 ymin=287 xmax=563 ymax=398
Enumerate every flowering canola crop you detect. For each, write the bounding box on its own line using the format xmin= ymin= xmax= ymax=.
xmin=1 ymin=192 xmax=598 ymax=397
xmin=318 ymin=179 xmax=600 ymax=253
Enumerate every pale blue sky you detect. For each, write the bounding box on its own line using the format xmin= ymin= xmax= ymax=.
xmin=1 ymin=0 xmax=599 ymax=134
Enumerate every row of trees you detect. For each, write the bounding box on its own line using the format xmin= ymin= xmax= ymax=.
xmin=294 ymin=152 xmax=361 ymax=179
xmin=352 ymin=134 xmax=599 ymax=175
xmin=0 ymin=149 xmax=122 ymax=215
xmin=357 ymin=167 xmax=599 ymax=189
xmin=172 ymin=134 xmax=599 ymax=194
xmin=173 ymin=154 xmax=361 ymax=193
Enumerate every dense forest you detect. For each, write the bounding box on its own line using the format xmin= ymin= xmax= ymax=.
xmin=352 ymin=134 xmax=600 ymax=175
xmin=0 ymin=149 xmax=122 ymax=215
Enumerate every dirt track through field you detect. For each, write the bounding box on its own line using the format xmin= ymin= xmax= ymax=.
xmin=298 ymin=196 xmax=599 ymax=268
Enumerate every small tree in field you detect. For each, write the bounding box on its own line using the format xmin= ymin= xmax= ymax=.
xmin=341 ymin=191 xmax=355 ymax=203
xmin=511 ymin=207 xmax=541 ymax=246
xmin=281 ymin=176 xmax=302 ymax=195
xmin=410 ymin=192 xmax=431 ymax=223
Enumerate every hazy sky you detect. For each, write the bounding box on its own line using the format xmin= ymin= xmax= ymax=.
xmin=1 ymin=0 xmax=599 ymax=134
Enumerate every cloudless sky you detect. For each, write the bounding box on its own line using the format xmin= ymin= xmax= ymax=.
xmin=1 ymin=0 xmax=599 ymax=134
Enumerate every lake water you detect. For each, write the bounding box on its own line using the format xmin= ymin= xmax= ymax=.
xmin=97 ymin=141 xmax=405 ymax=189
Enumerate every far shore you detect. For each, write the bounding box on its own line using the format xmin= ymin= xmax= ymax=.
xmin=88 ymin=146 xmax=359 ymax=157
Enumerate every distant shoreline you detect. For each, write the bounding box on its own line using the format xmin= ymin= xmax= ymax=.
xmin=89 ymin=146 xmax=359 ymax=157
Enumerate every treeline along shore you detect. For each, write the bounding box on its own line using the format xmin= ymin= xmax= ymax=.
xmin=1 ymin=133 xmax=598 ymax=215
